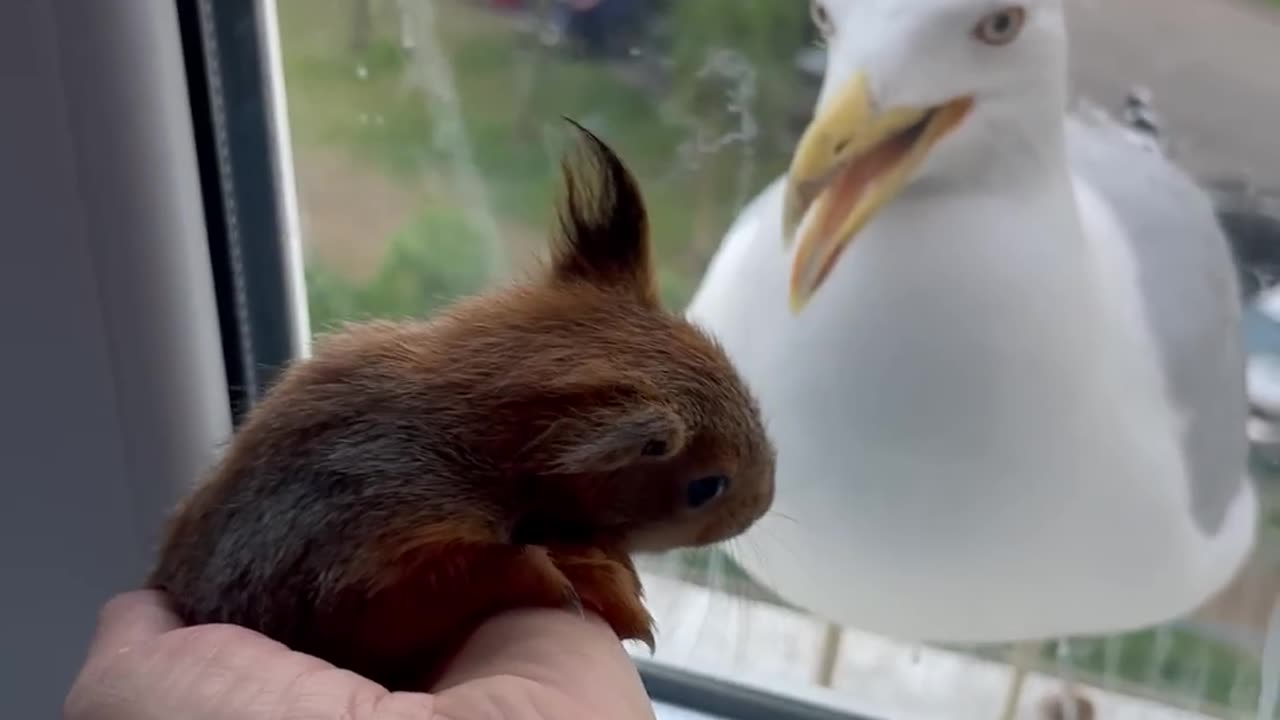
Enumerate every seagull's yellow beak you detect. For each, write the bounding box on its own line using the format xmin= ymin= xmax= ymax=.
xmin=783 ymin=73 xmax=973 ymax=312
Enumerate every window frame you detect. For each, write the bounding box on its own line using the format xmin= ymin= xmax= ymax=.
xmin=176 ymin=0 xmax=309 ymax=423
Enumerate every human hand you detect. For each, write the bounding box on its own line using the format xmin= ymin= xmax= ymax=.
xmin=64 ymin=590 xmax=656 ymax=720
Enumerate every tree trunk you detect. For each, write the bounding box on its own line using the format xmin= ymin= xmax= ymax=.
xmin=349 ymin=0 xmax=373 ymax=53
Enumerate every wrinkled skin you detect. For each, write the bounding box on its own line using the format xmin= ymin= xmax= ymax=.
xmin=63 ymin=591 xmax=656 ymax=720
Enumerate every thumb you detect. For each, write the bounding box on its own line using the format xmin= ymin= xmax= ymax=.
xmin=85 ymin=591 xmax=184 ymax=661
xmin=64 ymin=591 xmax=185 ymax=720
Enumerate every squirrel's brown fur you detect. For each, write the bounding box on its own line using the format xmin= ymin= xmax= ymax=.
xmin=146 ymin=121 xmax=776 ymax=691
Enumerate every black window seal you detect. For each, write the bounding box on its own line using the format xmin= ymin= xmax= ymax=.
xmin=175 ymin=0 xmax=305 ymax=425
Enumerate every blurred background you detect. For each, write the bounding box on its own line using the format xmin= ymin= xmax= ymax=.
xmin=277 ymin=0 xmax=1280 ymax=717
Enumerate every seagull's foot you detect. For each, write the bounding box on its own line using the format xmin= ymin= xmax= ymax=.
xmin=1035 ymin=687 xmax=1095 ymax=720
xmin=997 ymin=640 xmax=1043 ymax=720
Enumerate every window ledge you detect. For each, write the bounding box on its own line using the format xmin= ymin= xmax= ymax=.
xmin=634 ymin=572 xmax=1220 ymax=720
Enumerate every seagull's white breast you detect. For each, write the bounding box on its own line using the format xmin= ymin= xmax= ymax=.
xmin=687 ymin=176 xmax=1256 ymax=642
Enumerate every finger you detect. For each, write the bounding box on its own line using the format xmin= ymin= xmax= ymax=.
xmin=65 ymin=592 xmax=183 ymax=720
xmin=370 ymin=692 xmax=438 ymax=720
xmin=86 ymin=590 xmax=183 ymax=660
xmin=434 ymin=609 xmax=654 ymax=719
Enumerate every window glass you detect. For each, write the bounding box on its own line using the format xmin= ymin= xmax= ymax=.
xmin=274 ymin=1 xmax=1280 ymax=717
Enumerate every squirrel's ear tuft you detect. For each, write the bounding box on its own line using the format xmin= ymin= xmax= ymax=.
xmin=547 ymin=118 xmax=657 ymax=306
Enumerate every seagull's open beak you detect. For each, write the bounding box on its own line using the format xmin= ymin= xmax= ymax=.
xmin=783 ymin=72 xmax=973 ymax=311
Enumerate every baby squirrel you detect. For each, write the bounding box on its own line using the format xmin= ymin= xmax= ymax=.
xmin=147 ymin=121 xmax=776 ymax=691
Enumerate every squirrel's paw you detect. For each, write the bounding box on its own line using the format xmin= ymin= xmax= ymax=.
xmin=548 ymin=546 xmax=655 ymax=652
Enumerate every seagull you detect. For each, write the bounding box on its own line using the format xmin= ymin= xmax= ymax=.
xmin=686 ymin=0 xmax=1260 ymax=712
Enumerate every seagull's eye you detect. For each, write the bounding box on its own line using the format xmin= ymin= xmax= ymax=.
xmin=973 ymin=6 xmax=1026 ymax=46
xmin=810 ymin=1 xmax=835 ymax=40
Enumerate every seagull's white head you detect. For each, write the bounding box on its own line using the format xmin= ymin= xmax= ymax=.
xmin=785 ymin=0 xmax=1070 ymax=309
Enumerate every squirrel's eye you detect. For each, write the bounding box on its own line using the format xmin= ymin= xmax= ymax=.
xmin=810 ymin=1 xmax=835 ymax=40
xmin=973 ymin=6 xmax=1026 ymax=46
xmin=686 ymin=475 xmax=730 ymax=509
xmin=641 ymin=440 xmax=668 ymax=457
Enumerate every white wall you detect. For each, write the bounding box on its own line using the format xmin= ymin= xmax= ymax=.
xmin=0 ymin=1 xmax=233 ymax=715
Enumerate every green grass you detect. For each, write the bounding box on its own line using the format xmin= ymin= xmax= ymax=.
xmin=305 ymin=203 xmax=491 ymax=333
xmin=278 ymin=5 xmax=435 ymax=180
xmin=277 ymin=0 xmax=793 ymax=313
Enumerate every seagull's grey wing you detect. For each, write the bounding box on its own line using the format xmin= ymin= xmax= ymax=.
xmin=1065 ymin=114 xmax=1249 ymax=538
